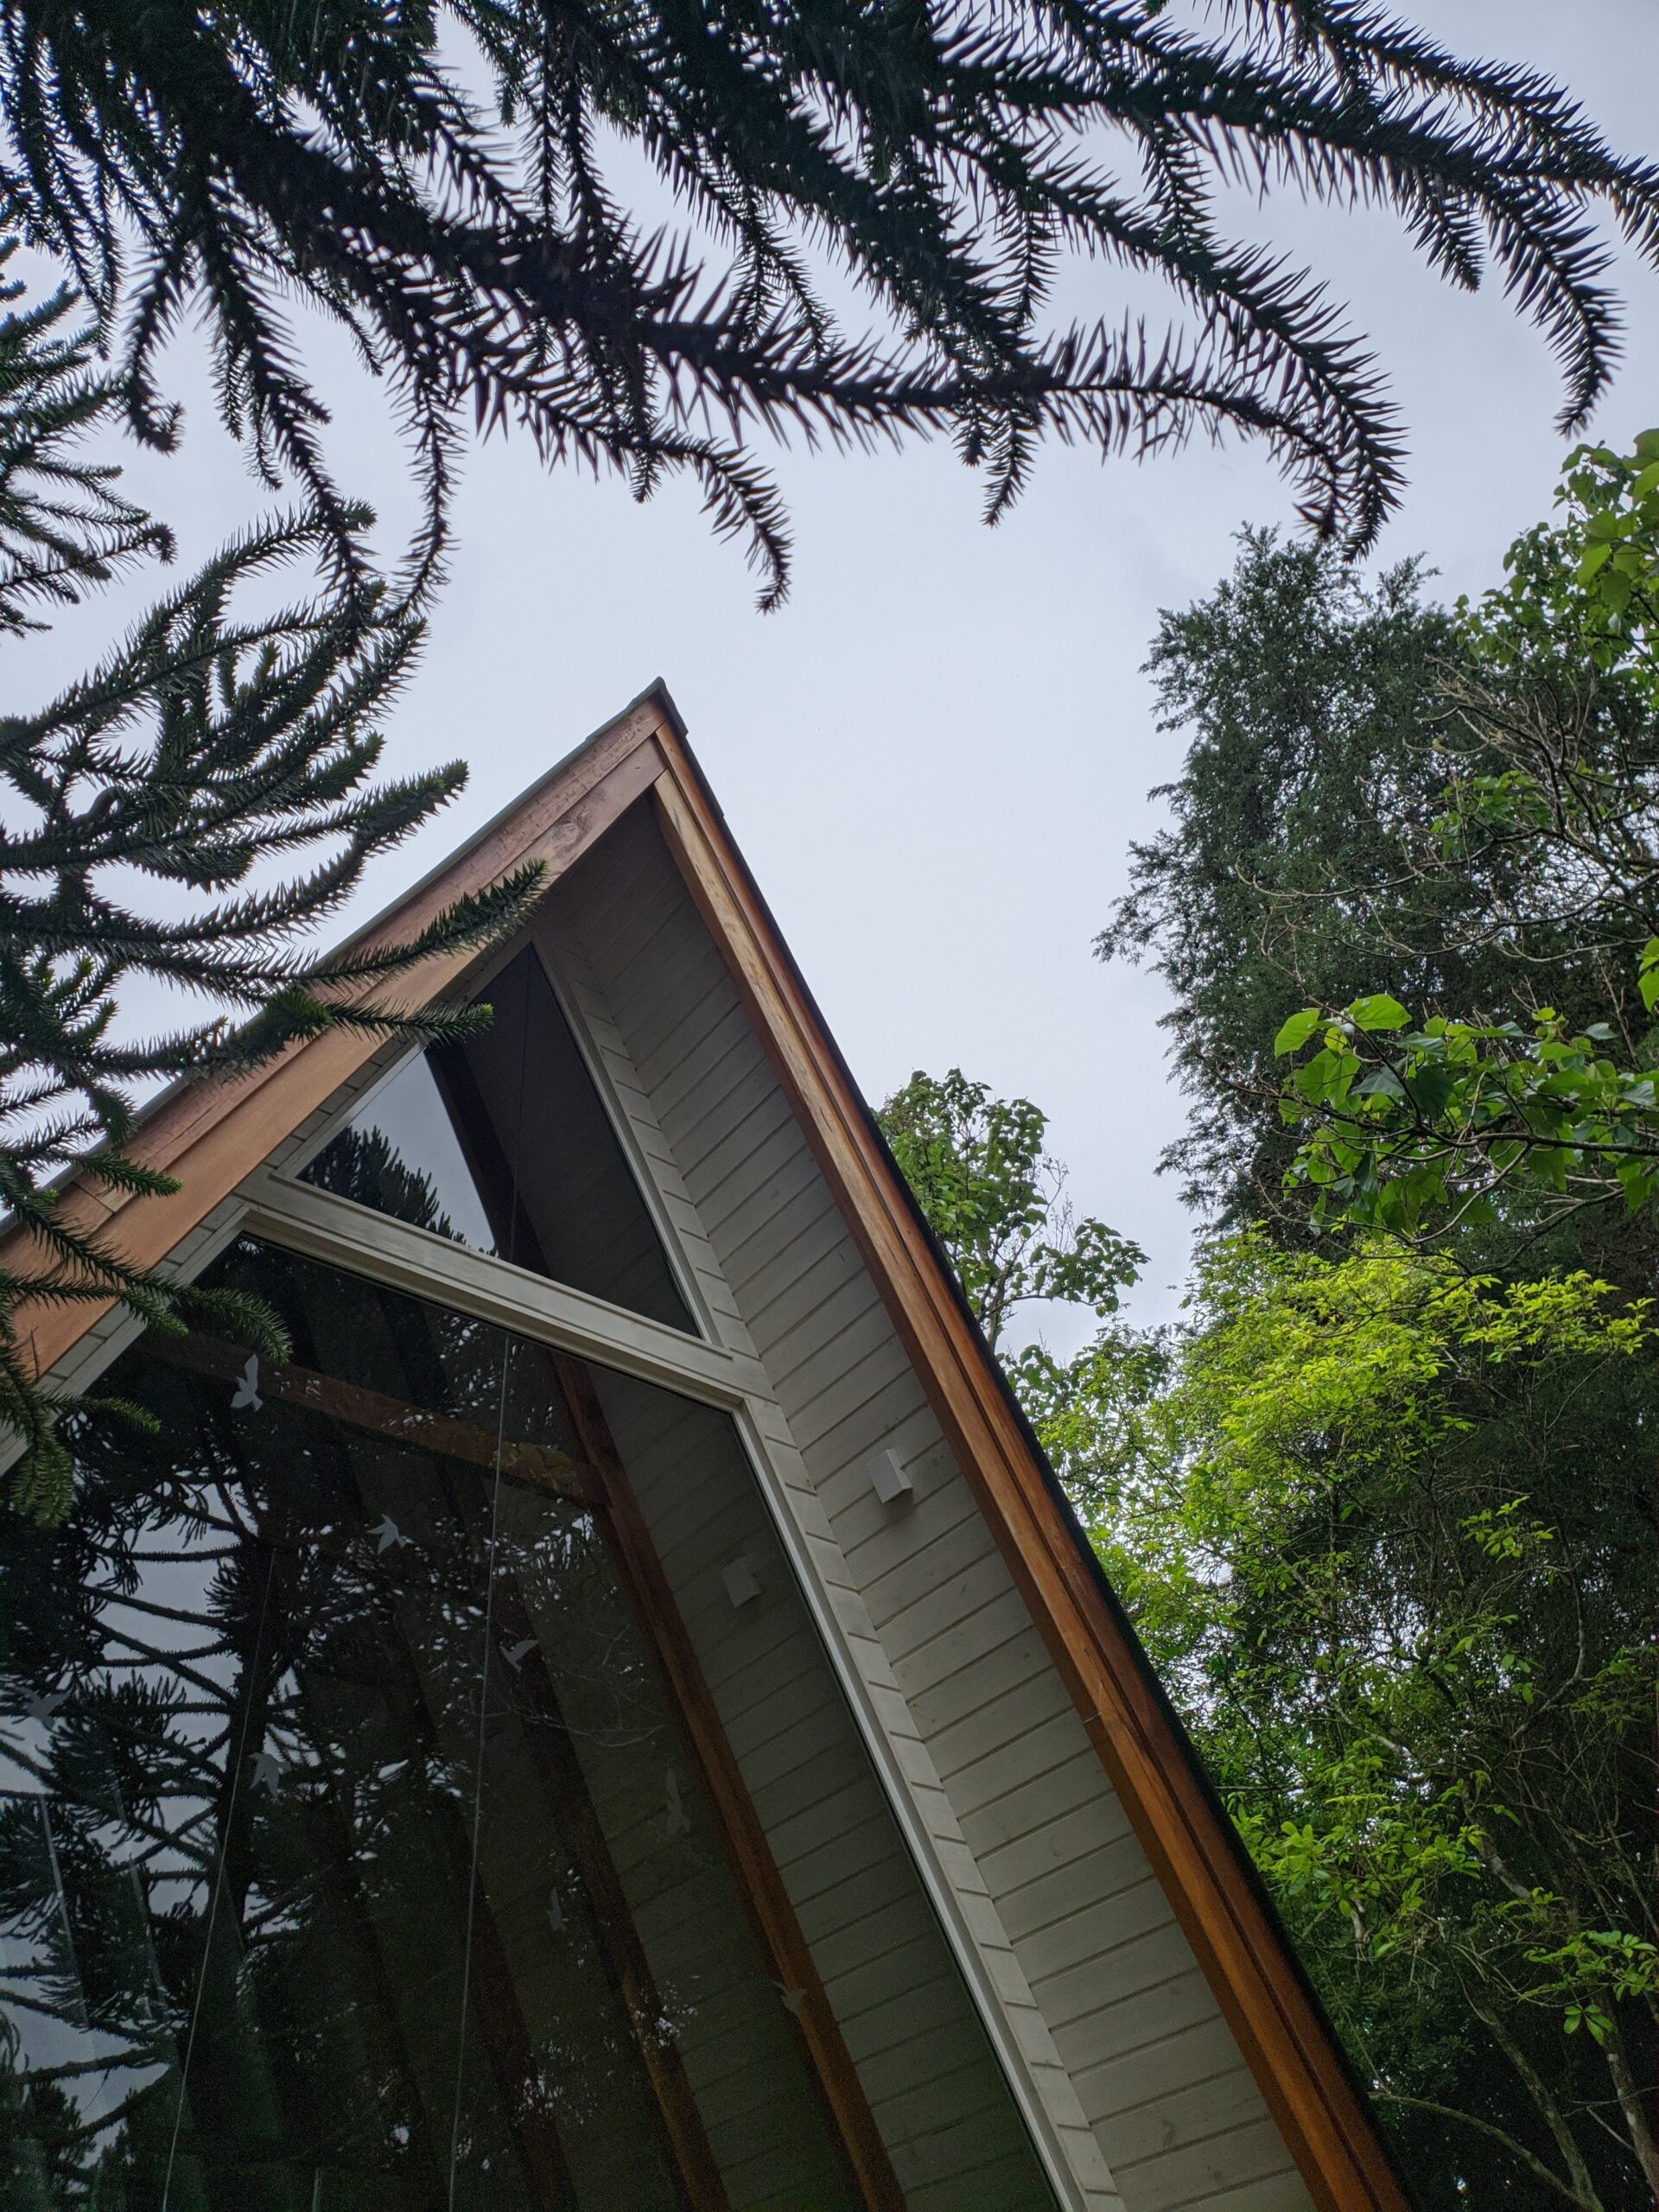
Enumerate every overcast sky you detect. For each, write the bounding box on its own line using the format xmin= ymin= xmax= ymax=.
xmin=20 ymin=2 xmax=1659 ymax=1344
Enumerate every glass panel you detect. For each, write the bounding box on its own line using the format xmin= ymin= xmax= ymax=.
xmin=580 ymin=1369 xmax=1063 ymax=2212
xmin=0 ymin=1240 xmax=851 ymax=2210
xmin=301 ymin=947 xmax=694 ymax=1333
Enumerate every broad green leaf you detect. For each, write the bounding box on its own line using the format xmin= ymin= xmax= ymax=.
xmin=1273 ymin=1007 xmax=1321 ymax=1057
xmin=1400 ymin=1063 xmax=1455 ymax=1120
xmin=1353 ymin=1066 xmax=1407 ymax=1101
xmin=1348 ymin=993 xmax=1410 ymax=1033
xmin=1576 ymin=540 xmax=1613 ymax=583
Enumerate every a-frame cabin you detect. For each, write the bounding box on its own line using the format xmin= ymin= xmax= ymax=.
xmin=0 ymin=688 xmax=1411 ymax=2212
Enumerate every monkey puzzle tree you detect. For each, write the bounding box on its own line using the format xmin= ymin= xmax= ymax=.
xmin=3 ymin=0 xmax=1659 ymax=601
xmin=7 ymin=3 xmax=1659 ymax=1504
xmin=0 ymin=274 xmax=541 ymax=1516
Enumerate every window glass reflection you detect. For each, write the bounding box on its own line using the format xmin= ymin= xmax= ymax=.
xmin=0 ymin=1240 xmax=849 ymax=2209
xmin=301 ymin=948 xmax=694 ymax=1333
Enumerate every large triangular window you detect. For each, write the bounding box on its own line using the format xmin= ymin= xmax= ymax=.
xmin=301 ymin=947 xmax=695 ymax=1333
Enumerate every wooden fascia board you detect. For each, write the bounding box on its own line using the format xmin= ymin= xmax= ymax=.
xmin=5 ymin=695 xmax=673 ymax=1385
xmin=648 ymin=734 xmax=1414 ymax=2212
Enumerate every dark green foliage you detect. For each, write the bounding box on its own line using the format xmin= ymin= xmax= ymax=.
xmin=1098 ymin=532 xmax=1471 ymax=1219
xmin=305 ymin=1123 xmax=469 ymax=1248
xmin=3 ymin=0 xmax=1659 ymax=598
xmin=1082 ymin=451 xmax=1659 ymax=2202
xmin=0 ymin=1239 xmax=563 ymax=2200
xmin=0 ymin=306 xmax=542 ymax=1522
xmin=1220 ymin=441 xmax=1659 ymax=1251
xmin=0 ymin=244 xmax=169 ymax=630
xmin=1100 ymin=521 xmax=1659 ymax=1269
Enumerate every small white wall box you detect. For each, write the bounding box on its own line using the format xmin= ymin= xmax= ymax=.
xmin=867 ymin=1448 xmax=914 ymax=1505
xmin=721 ymin=1556 xmax=761 ymax=1608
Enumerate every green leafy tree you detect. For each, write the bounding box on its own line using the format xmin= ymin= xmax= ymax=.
xmin=1269 ymin=435 xmax=1659 ymax=1246
xmin=5 ymin=1 xmax=1659 ymax=599
xmin=0 ymin=295 xmax=542 ymax=1520
xmin=879 ymin=1067 xmax=1142 ymax=1353
xmin=881 ymin=1071 xmax=1657 ymax=2206
xmin=1100 ymin=1235 xmax=1659 ymax=2209
xmin=1083 ymin=380 xmax=1659 ymax=2212
xmin=878 ymin=1065 xmax=1163 ymax=1521
xmin=1096 ymin=531 xmax=1469 ymax=1221
xmin=1100 ymin=467 xmax=1659 ymax=1281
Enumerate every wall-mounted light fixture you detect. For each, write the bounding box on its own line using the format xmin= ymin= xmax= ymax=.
xmin=721 ymin=1555 xmax=762 ymax=1608
xmin=867 ymin=1447 xmax=914 ymax=1506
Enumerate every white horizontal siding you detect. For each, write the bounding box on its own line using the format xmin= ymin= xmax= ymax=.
xmin=557 ymin=803 xmax=1313 ymax=2212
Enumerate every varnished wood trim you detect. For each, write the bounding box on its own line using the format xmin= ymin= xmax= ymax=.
xmin=649 ymin=743 xmax=1414 ymax=2212
xmin=3 ymin=702 xmax=672 ymax=1386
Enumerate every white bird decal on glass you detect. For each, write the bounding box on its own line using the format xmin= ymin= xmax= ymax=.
xmin=664 ymin=1769 xmax=691 ymax=1838
xmin=369 ymin=1514 xmax=410 ymax=1554
xmin=231 ymin=1355 xmax=263 ymax=1412
xmin=251 ymin=1751 xmax=284 ymax=1796
xmin=775 ymin=1983 xmax=807 ymax=2018
xmin=502 ymin=1637 xmax=537 ymax=1671
xmin=22 ymin=1688 xmax=68 ymax=1725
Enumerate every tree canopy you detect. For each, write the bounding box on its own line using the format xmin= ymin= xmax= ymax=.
xmin=879 ymin=1066 xmax=1141 ymax=1353
xmin=1096 ymin=529 xmax=1465 ymax=1220
xmin=1102 ymin=454 xmax=1659 ymax=1268
xmin=1254 ymin=435 xmax=1659 ymax=1251
xmin=5 ymin=0 xmax=1659 ymax=600
xmin=1107 ymin=1234 xmax=1657 ymax=2209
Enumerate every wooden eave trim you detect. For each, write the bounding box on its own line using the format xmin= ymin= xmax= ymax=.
xmin=648 ymin=738 xmax=1414 ymax=2212
xmin=5 ymin=696 xmax=672 ymax=1386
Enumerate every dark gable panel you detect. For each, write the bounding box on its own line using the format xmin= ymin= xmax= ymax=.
xmin=302 ymin=946 xmax=694 ymax=1334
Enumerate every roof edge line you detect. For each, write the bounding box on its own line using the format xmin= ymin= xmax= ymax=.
xmin=329 ymin=678 xmax=684 ymax=963
xmin=646 ymin=727 xmax=1417 ymax=2212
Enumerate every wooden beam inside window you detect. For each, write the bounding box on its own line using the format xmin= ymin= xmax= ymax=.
xmin=151 ymin=1332 xmax=605 ymax=1507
